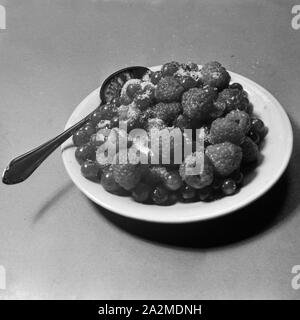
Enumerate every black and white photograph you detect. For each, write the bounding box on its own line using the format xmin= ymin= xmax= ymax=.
xmin=0 ymin=0 xmax=299 ymax=306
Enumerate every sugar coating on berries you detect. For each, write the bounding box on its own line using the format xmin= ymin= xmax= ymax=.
xmin=209 ymin=117 xmax=245 ymax=145
xmin=155 ymin=76 xmax=185 ymax=102
xmin=206 ymin=142 xmax=242 ymax=176
xmin=215 ymin=88 xmax=250 ymax=114
xmin=152 ymin=102 xmax=182 ymax=125
xmin=74 ymin=60 xmax=268 ymax=205
xmin=225 ymin=110 xmax=251 ymax=134
xmin=200 ymin=61 xmax=231 ymax=90
xmin=146 ymin=118 xmax=167 ymax=132
xmin=179 ymin=152 xmax=214 ymax=189
xmin=181 ymin=87 xmax=218 ymax=121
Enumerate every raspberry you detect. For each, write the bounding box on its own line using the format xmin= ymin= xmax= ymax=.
xmin=112 ymin=153 xmax=143 ymax=190
xmin=206 ymin=142 xmax=242 ymax=176
xmin=209 ymin=117 xmax=245 ymax=145
xmin=155 ymin=76 xmax=185 ymax=102
xmin=161 ymin=61 xmax=180 ymax=76
xmin=215 ymin=88 xmax=250 ymax=114
xmin=225 ymin=110 xmax=251 ymax=134
xmin=179 ymin=152 xmax=214 ymax=189
xmin=146 ymin=118 xmax=166 ymax=132
xmin=182 ymin=87 xmax=218 ymax=121
xmin=200 ymin=61 xmax=230 ymax=90
xmin=152 ymin=102 xmax=183 ymax=125
xmin=241 ymin=137 xmax=259 ymax=163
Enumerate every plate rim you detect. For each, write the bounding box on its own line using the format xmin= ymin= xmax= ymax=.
xmin=61 ymin=67 xmax=293 ymax=223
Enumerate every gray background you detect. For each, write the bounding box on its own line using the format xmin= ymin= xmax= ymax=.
xmin=0 ymin=0 xmax=300 ymax=299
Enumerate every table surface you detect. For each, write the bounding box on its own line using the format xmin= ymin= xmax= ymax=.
xmin=1 ymin=0 xmax=300 ymax=300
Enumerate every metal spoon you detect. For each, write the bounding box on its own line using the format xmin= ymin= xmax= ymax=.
xmin=2 ymin=66 xmax=150 ymax=184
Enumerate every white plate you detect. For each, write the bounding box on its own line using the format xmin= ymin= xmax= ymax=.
xmin=61 ymin=66 xmax=293 ymax=223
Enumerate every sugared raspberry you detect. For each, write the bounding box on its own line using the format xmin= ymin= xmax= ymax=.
xmin=181 ymin=87 xmax=218 ymax=121
xmin=179 ymin=152 xmax=214 ymax=189
xmin=215 ymin=88 xmax=250 ymax=114
xmin=200 ymin=61 xmax=230 ymax=90
xmin=225 ymin=110 xmax=251 ymax=134
xmin=112 ymin=153 xmax=143 ymax=190
xmin=209 ymin=117 xmax=245 ymax=145
xmin=152 ymin=102 xmax=182 ymax=125
xmin=155 ymin=76 xmax=185 ymax=102
xmin=206 ymin=142 xmax=242 ymax=176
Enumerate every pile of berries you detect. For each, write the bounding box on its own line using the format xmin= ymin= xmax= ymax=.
xmin=72 ymin=61 xmax=268 ymax=205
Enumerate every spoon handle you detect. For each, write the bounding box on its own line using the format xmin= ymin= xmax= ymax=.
xmin=2 ymin=112 xmax=92 ymax=185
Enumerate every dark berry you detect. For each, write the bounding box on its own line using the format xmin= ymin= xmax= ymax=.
xmin=81 ymin=160 xmax=100 ymax=181
xmin=248 ymin=130 xmax=260 ymax=144
xmin=152 ymin=186 xmax=169 ymax=205
xmin=100 ymin=104 xmax=118 ymax=120
xmin=132 ymin=183 xmax=151 ymax=203
xmin=151 ymin=71 xmax=162 ymax=85
xmin=161 ymin=61 xmax=180 ymax=76
xmin=198 ymin=186 xmax=212 ymax=201
xmin=212 ymin=178 xmax=222 ymax=190
xmin=181 ymin=184 xmax=196 ymax=200
xmin=90 ymin=109 xmax=102 ymax=125
xmin=72 ymin=129 xmax=90 ymax=147
xmin=251 ymin=118 xmax=265 ymax=134
xmin=101 ymin=170 xmax=120 ymax=192
xmin=234 ymin=172 xmax=244 ymax=185
xmin=75 ymin=143 xmax=96 ymax=164
xmin=110 ymin=97 xmax=121 ymax=108
xmin=166 ymin=193 xmax=178 ymax=205
xmin=221 ymin=179 xmax=237 ymax=196
xmin=82 ymin=122 xmax=96 ymax=136
xmin=230 ymin=83 xmax=243 ymax=91
xmin=164 ymin=172 xmax=183 ymax=191
xmin=110 ymin=116 xmax=119 ymax=128
xmin=126 ymin=83 xmax=142 ymax=99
